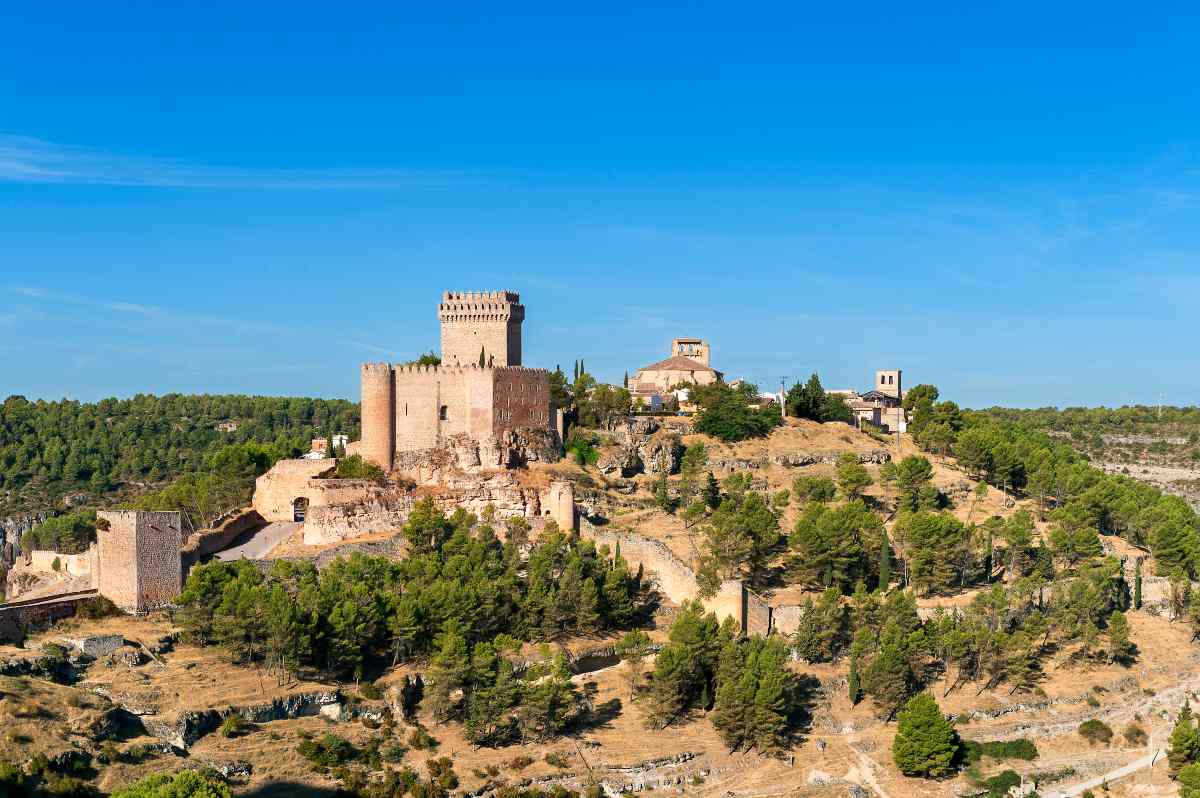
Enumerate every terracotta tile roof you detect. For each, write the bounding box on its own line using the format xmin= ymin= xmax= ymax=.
xmin=636 ymin=355 xmax=718 ymax=373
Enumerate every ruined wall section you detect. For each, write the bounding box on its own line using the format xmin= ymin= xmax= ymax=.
xmin=438 ymin=290 xmax=523 ymax=368
xmin=493 ymin=367 xmax=552 ymax=434
xmin=253 ymin=459 xmax=337 ymax=522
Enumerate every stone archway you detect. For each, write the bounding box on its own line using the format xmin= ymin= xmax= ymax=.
xmin=292 ymin=497 xmax=310 ymax=522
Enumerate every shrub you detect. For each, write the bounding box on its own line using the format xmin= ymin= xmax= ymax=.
xmin=507 ymin=755 xmax=534 ymax=771
xmin=332 ymin=455 xmax=385 ymax=483
xmin=220 ymin=713 xmax=246 ymax=738
xmin=75 ymin=595 xmax=120 ymax=619
xmin=978 ymin=770 xmax=1020 ymax=798
xmin=1078 ymin=719 xmax=1113 ymax=746
xmin=961 ymin=737 xmax=1038 ymax=763
xmin=1085 ymin=693 xmax=1100 ymax=708
xmin=111 ymin=769 xmax=233 ymax=798
xmin=544 ymin=752 xmax=569 ymax=768
xmin=408 ymin=726 xmax=438 ymax=751
xmin=297 ymin=733 xmax=360 ymax=768
xmin=359 ymin=681 xmax=384 ymax=700
xmin=383 ymin=744 xmax=407 ymax=764
xmin=565 ymin=431 xmax=600 ymax=466
xmin=1124 ymin=723 xmax=1148 ymax=746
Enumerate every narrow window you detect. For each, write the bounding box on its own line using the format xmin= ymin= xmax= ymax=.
xmin=439 ymin=406 xmax=449 ymax=421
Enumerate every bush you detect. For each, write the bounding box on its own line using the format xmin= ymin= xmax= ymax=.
xmin=297 ymin=733 xmax=359 ymax=768
xmin=332 ymin=455 xmax=385 ymax=483
xmin=1078 ymin=719 xmax=1113 ymax=746
xmin=692 ymin=383 xmax=782 ymax=442
xmin=544 ymin=752 xmax=569 ymax=768
xmin=507 ymin=755 xmax=535 ymax=771
xmin=383 ymin=744 xmax=407 ymax=764
xmin=565 ymin=431 xmax=600 ymax=466
xmin=408 ymin=726 xmax=438 ymax=751
xmin=111 ymin=769 xmax=233 ymax=798
xmin=1124 ymin=722 xmax=1148 ymax=746
xmin=977 ymin=770 xmax=1021 ymax=798
xmin=961 ymin=738 xmax=1038 ymax=763
xmin=220 ymin=713 xmax=246 ymax=738
xmin=75 ymin=595 xmax=120 ymax=619
xmin=359 ymin=681 xmax=384 ymax=700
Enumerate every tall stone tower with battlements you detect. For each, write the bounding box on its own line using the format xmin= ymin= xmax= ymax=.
xmin=357 ymin=290 xmax=557 ymax=476
xmin=438 ymin=290 xmax=524 ymax=367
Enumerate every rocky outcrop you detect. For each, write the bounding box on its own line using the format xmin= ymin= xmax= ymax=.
xmin=135 ymin=689 xmax=342 ymax=749
xmin=0 ymin=510 xmax=52 ymax=564
xmin=770 ymin=450 xmax=891 ymax=468
xmin=638 ymin=433 xmax=683 ymax=476
xmin=597 ymin=447 xmax=641 ymax=478
xmin=598 ymin=419 xmax=682 ymax=478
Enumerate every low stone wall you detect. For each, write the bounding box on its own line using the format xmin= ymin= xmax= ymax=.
xmin=26 ymin=550 xmax=92 ymax=577
xmin=181 ymin=508 xmax=266 ymax=564
xmin=0 ymin=590 xmax=100 ymax=644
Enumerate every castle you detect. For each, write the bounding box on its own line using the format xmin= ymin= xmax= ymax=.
xmin=358 ymin=291 xmax=560 ymax=476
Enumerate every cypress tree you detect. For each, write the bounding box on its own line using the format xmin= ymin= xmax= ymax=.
xmin=623 ymin=371 xmax=629 ymax=388
xmin=478 ymin=346 xmax=486 ymax=367
xmin=1134 ymin=560 xmax=1143 ymax=610
xmin=848 ymin=655 xmax=862 ymax=705
xmin=878 ymin=534 xmax=891 ymax=593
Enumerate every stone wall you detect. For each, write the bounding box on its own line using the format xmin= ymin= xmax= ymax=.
xmin=360 ymin=362 xmax=395 ymax=470
xmin=181 ymin=508 xmax=266 ymax=566
xmin=580 ymin=522 xmax=747 ymax=630
xmin=26 ymin=550 xmax=92 ymax=578
xmin=493 ymin=367 xmax=552 ymax=434
xmin=0 ymin=590 xmax=99 ymax=644
xmin=252 ymin=459 xmax=338 ymax=522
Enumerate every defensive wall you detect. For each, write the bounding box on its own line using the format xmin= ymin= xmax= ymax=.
xmin=0 ymin=590 xmax=100 ymax=644
xmin=360 ymin=362 xmax=554 ymax=472
xmin=181 ymin=508 xmax=267 ymax=569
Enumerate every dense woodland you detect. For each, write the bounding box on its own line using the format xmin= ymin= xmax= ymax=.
xmin=0 ymin=394 xmax=359 ymax=517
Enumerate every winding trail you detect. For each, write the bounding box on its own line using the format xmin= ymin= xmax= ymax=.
xmin=1045 ymin=748 xmax=1163 ymax=797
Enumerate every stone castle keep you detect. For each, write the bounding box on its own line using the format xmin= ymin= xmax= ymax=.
xmin=359 ymin=291 xmax=559 ymax=475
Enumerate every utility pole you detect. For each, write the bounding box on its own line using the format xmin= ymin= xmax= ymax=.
xmin=779 ymin=376 xmax=788 ymax=419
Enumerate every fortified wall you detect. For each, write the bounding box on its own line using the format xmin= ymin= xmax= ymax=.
xmin=359 ymin=290 xmax=558 ymax=477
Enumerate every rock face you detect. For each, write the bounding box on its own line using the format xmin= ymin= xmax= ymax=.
xmin=396 ymin=429 xmax=560 ymax=484
xmin=0 ymin=510 xmax=52 ymax=564
xmin=136 ymin=689 xmax=343 ymax=749
xmin=597 ymin=418 xmax=683 ymax=478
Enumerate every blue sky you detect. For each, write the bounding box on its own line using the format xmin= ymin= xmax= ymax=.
xmin=1 ymin=3 xmax=1197 ymax=409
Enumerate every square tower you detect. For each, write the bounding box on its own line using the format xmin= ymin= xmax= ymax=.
xmin=438 ymin=291 xmax=524 ymax=367
xmin=671 ymin=337 xmax=711 ymax=367
xmin=875 ymin=369 xmax=902 ymax=400
xmin=95 ymin=510 xmax=183 ymax=613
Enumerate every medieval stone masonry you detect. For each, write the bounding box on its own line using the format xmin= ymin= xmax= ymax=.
xmin=360 ymin=290 xmax=556 ymax=473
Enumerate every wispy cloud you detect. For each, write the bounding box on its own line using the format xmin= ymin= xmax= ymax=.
xmin=0 ymin=133 xmax=473 ymax=190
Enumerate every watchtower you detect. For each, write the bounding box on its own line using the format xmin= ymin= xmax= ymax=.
xmin=94 ymin=510 xmax=183 ymax=613
xmin=438 ymin=291 xmax=524 ymax=367
xmin=874 ymin=369 xmax=902 ymax=401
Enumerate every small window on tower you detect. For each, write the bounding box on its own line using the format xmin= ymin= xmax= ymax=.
xmin=439 ymin=406 xmax=449 ymax=421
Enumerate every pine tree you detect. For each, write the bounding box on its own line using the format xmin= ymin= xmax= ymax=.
xmin=1169 ymin=700 xmax=1199 ymax=777
xmin=703 ymin=472 xmax=721 ymax=509
xmin=878 ymin=534 xmax=891 ymax=593
xmin=848 ymin=655 xmax=862 ymax=705
xmin=892 ymin=693 xmax=960 ymax=778
xmin=1107 ymin=610 xmax=1136 ymax=665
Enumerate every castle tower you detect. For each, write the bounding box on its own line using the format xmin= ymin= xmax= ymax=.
xmin=438 ymin=291 xmax=524 ymax=367
xmin=360 ymin=363 xmax=395 ymax=470
xmin=875 ymin=369 xmax=902 ymax=400
xmin=95 ymin=510 xmax=182 ymax=613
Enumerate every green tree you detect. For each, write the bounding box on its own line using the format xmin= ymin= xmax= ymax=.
xmin=703 ymin=472 xmax=722 ymax=509
xmin=836 ymin=452 xmax=873 ymax=500
xmin=848 ymin=655 xmax=862 ymax=705
xmin=1107 ymin=610 xmax=1136 ymax=665
xmin=891 ymin=693 xmax=960 ymax=778
xmin=895 ymin=456 xmax=935 ymax=513
xmin=1169 ymin=701 xmax=1199 ymax=777
xmin=878 ymin=532 xmax=892 ymax=592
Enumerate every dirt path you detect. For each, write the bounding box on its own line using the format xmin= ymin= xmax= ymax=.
xmin=1046 ymin=748 xmax=1163 ymax=797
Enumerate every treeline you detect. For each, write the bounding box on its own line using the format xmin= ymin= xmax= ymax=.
xmin=636 ymin=601 xmax=806 ymax=756
xmin=178 ymin=500 xmax=651 ymax=682
xmin=905 ymin=385 xmax=1200 ymax=578
xmin=0 ymin=393 xmax=359 ymax=514
xmin=791 ymin=561 xmax=1135 ymax=720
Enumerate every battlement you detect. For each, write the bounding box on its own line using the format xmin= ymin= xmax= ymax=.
xmin=372 ymin=363 xmax=552 ymax=376
xmin=441 ymin=290 xmax=520 ymax=304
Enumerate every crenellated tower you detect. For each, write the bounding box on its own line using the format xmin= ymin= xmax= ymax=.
xmin=438 ymin=290 xmax=524 ymax=367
